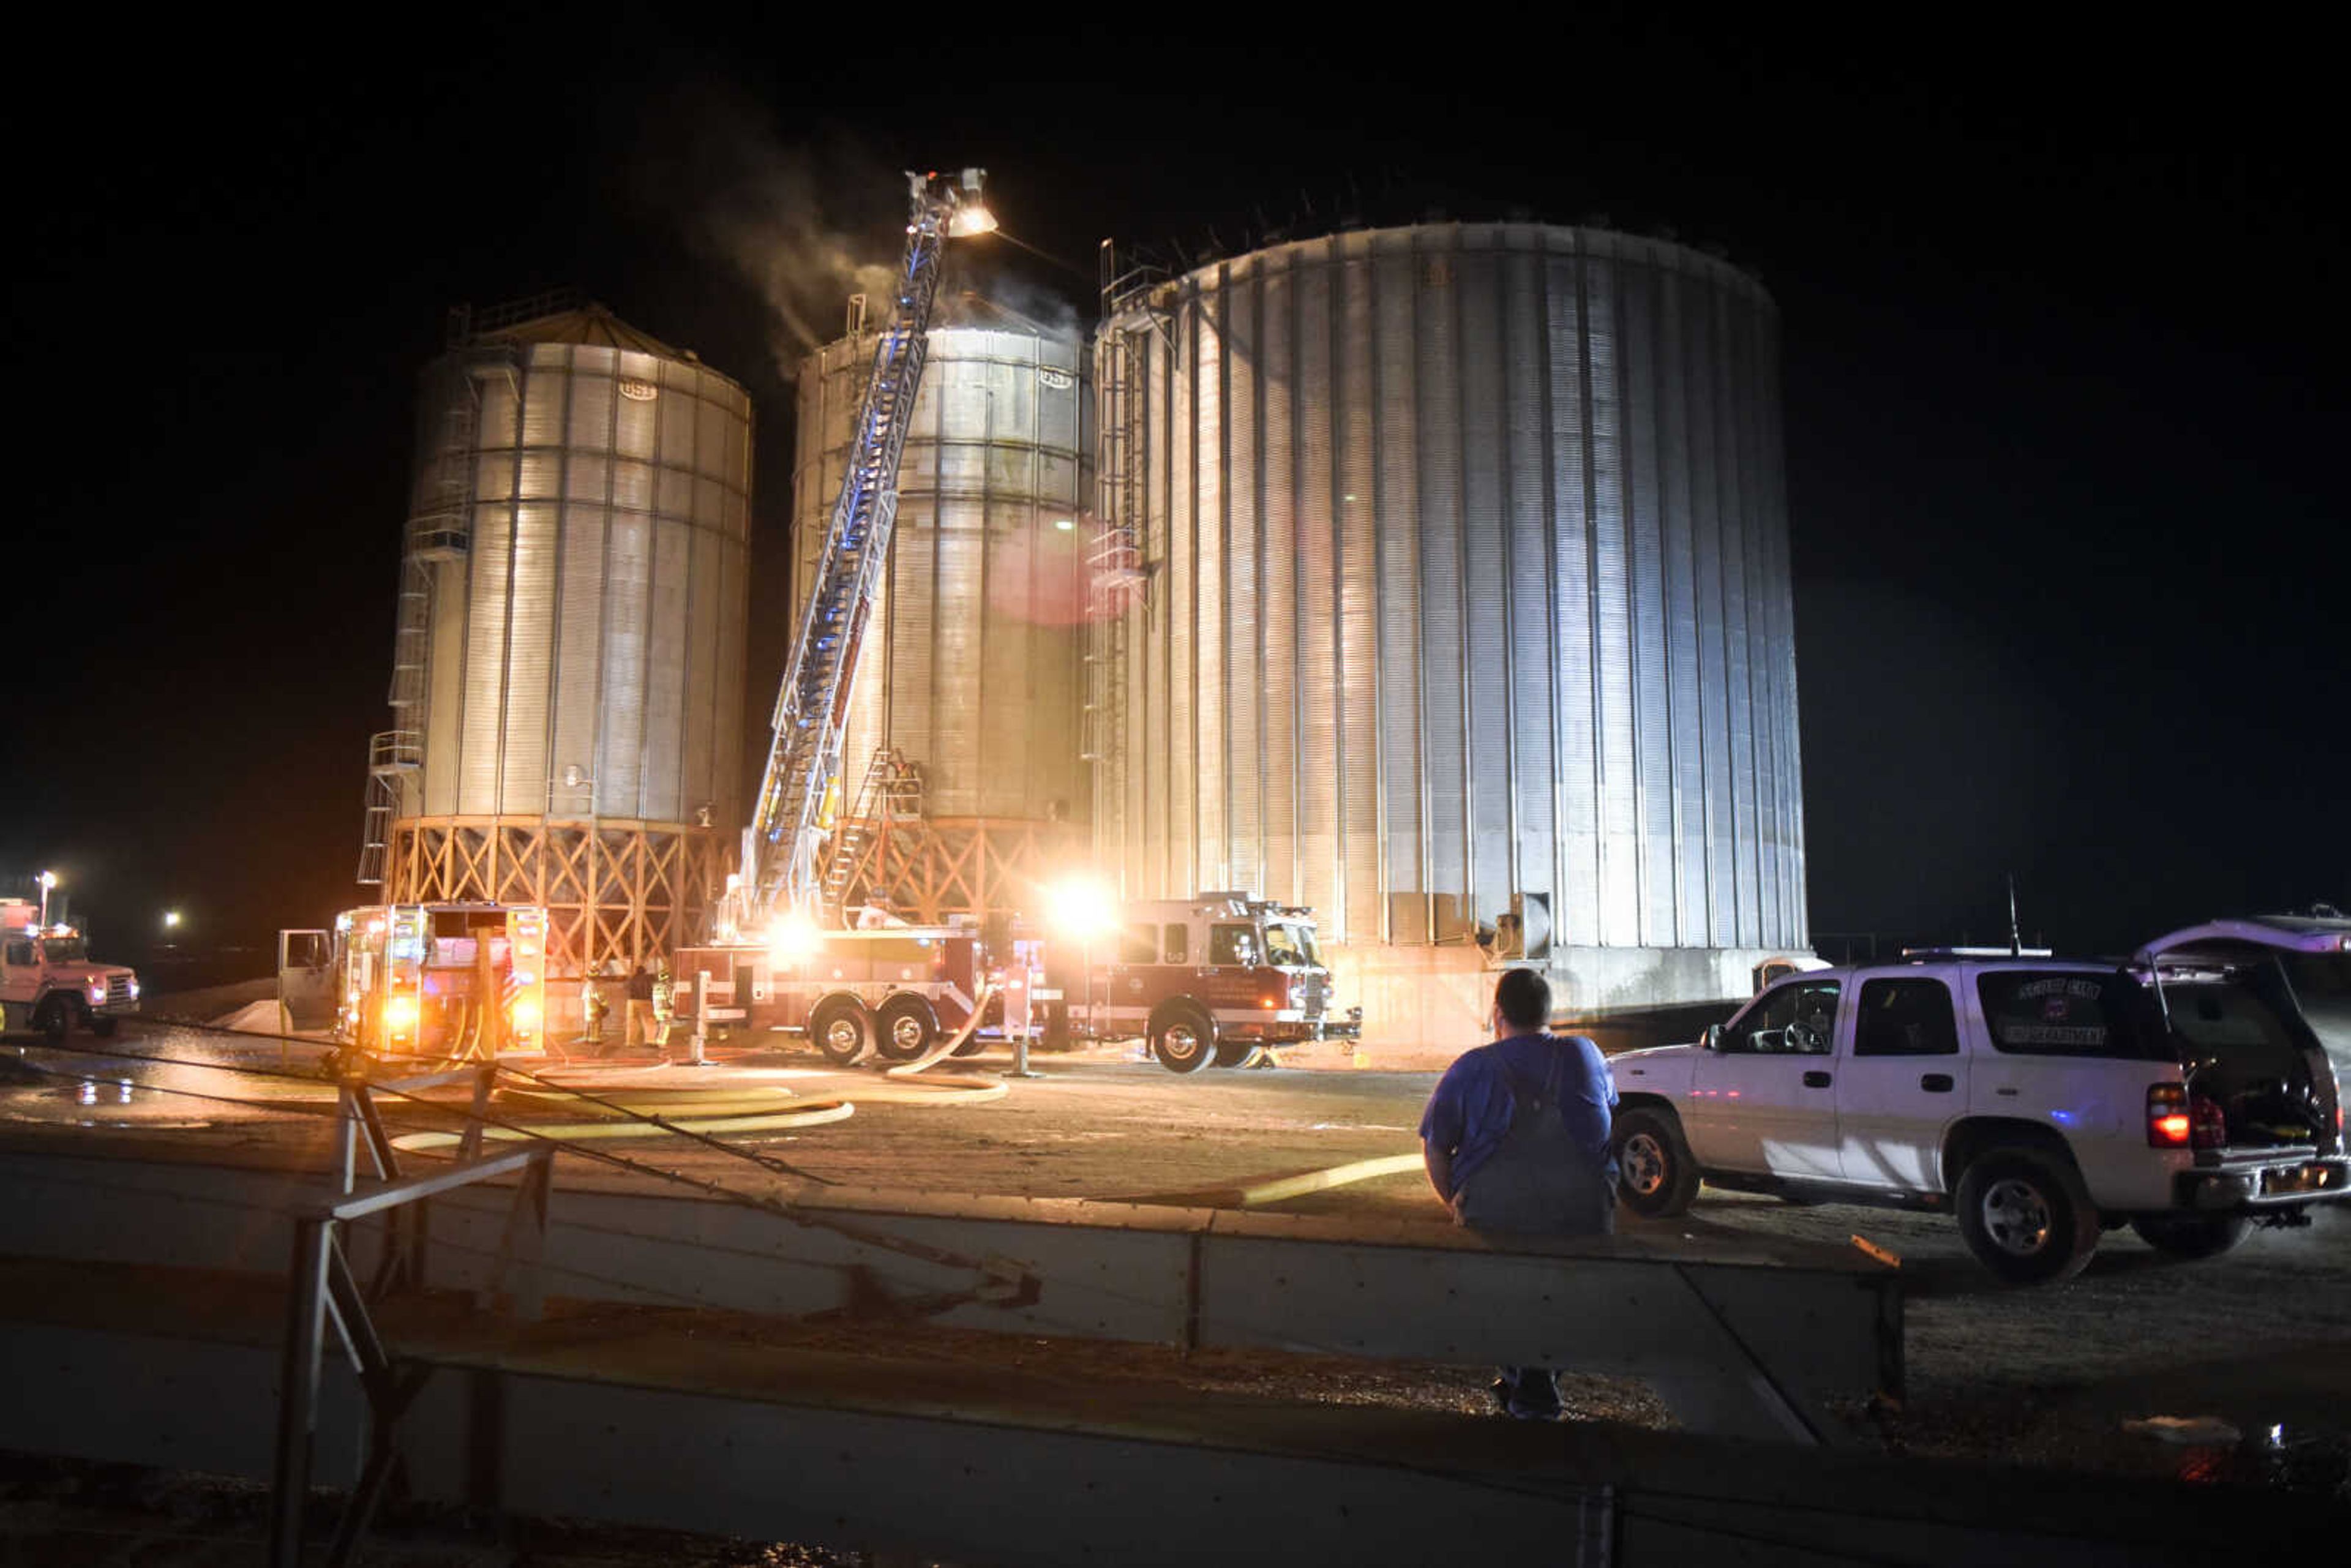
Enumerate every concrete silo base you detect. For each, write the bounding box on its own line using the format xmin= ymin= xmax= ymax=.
xmin=1316 ymin=943 xmax=1799 ymax=1070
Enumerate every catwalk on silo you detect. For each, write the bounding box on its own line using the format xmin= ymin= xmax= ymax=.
xmin=1093 ymin=223 xmax=1806 ymax=1026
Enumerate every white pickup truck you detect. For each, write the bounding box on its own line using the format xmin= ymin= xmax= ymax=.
xmin=1 ymin=898 xmax=141 ymax=1040
xmin=1608 ymin=918 xmax=2351 ymax=1283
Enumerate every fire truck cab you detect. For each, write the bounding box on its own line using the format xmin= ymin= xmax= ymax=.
xmin=327 ymin=902 xmax=547 ymax=1060
xmin=1060 ymin=893 xmax=1360 ymax=1074
xmin=676 ymin=920 xmax=1038 ymax=1068
xmin=1 ymin=899 xmax=140 ymax=1040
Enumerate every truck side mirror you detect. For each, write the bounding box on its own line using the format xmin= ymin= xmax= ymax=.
xmin=1701 ymin=1023 xmax=1722 ymax=1051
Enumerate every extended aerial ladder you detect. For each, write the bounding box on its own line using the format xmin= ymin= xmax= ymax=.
xmin=727 ymin=169 xmax=994 ymax=940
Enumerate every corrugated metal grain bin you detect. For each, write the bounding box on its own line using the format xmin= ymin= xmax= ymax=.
xmin=1095 ymin=224 xmax=1805 ymax=1004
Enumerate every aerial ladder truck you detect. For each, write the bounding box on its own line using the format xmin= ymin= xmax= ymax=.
xmin=675 ymin=170 xmax=1033 ymax=1068
xmin=727 ymin=167 xmax=994 ymax=940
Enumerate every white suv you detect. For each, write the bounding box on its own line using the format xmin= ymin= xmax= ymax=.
xmin=1609 ymin=918 xmax=2351 ymax=1283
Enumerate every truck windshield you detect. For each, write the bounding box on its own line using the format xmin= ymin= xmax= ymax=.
xmin=1263 ymin=923 xmax=1319 ymax=966
xmin=40 ymin=938 xmax=88 ymax=964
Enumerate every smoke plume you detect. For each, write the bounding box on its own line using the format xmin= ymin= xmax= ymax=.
xmin=623 ymin=78 xmax=904 ymax=379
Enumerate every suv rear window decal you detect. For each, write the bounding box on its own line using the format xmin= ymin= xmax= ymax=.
xmin=1978 ymin=971 xmax=2158 ymax=1057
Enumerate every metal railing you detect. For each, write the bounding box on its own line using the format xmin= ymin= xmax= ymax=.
xmin=271 ymin=1065 xmax=552 ymax=1567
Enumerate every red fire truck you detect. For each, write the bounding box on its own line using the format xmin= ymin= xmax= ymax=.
xmin=675 ymin=920 xmax=1040 ymax=1067
xmin=311 ymin=902 xmax=549 ymax=1060
xmin=1051 ymin=893 xmax=1360 ymax=1074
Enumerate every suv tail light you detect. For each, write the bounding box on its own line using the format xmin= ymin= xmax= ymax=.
xmin=2190 ymin=1093 xmax=2227 ymax=1149
xmin=2150 ymin=1083 xmax=2229 ymax=1149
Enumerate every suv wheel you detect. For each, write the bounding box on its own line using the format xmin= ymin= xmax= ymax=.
xmin=1955 ymin=1152 xmax=2099 ymax=1284
xmin=1613 ymin=1108 xmax=1700 ymax=1218
xmin=2129 ymin=1213 xmax=2252 ymax=1260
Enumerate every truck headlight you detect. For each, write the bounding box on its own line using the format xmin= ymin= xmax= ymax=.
xmin=511 ymin=997 xmax=541 ymax=1032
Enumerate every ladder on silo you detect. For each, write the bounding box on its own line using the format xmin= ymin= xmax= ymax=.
xmin=743 ymin=173 xmax=976 ymax=926
xmin=359 ymin=358 xmax=481 ymax=885
xmin=1082 ymin=309 xmax=1155 ymax=847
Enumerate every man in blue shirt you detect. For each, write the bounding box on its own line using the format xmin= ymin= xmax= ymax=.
xmin=1420 ymin=967 xmax=1618 ymax=1418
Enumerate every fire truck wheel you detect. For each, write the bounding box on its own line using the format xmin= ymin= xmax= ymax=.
xmin=1150 ymin=1003 xmax=1218 ymax=1075
xmin=36 ymin=996 xmax=72 ymax=1043
xmin=875 ymin=996 xmax=938 ymax=1062
xmin=1213 ymin=1038 xmax=1256 ymax=1067
xmin=809 ymin=1000 xmax=876 ymax=1067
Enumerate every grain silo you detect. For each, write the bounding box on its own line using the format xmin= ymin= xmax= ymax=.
xmin=1092 ymin=224 xmax=1806 ymax=1040
xmin=791 ymin=296 xmax=1091 ymax=920
xmin=359 ymin=294 xmax=751 ymax=977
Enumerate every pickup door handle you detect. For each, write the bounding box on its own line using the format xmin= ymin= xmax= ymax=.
xmin=1802 ymin=1070 xmax=1832 ymax=1089
xmin=1921 ymin=1073 xmax=1955 ymax=1093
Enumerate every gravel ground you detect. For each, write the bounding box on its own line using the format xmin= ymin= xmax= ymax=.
xmin=6 ymin=1007 xmax=2349 ymax=1538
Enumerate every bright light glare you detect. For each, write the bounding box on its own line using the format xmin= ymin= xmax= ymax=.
xmin=511 ymin=997 xmax=541 ymax=1032
xmin=948 ymin=204 xmax=997 ymax=238
xmin=383 ymin=995 xmax=419 ymax=1030
xmin=1053 ymin=517 xmax=1075 ymax=531
xmin=39 ymin=871 xmax=57 ymax=889
xmin=768 ymin=912 xmax=823 ymax=962
xmin=1047 ymin=875 xmax=1117 ymax=940
xmin=163 ymin=910 xmax=181 ymax=929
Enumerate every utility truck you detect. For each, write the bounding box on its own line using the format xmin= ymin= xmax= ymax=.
xmin=1 ymin=898 xmax=140 ymax=1040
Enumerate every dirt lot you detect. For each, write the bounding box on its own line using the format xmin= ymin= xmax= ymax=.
xmin=7 ymin=1006 xmax=2351 ymax=1508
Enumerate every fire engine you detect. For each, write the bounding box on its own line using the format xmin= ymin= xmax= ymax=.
xmin=317 ymin=902 xmax=548 ymax=1060
xmin=1051 ymin=893 xmax=1360 ymax=1074
xmin=675 ymin=918 xmax=1040 ymax=1067
xmin=1 ymin=898 xmax=140 ymax=1040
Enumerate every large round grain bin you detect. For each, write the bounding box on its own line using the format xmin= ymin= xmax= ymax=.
xmin=1093 ymin=224 xmax=1805 ymax=1038
xmin=792 ymin=299 xmax=1090 ymax=918
xmin=359 ymin=298 xmax=751 ymax=977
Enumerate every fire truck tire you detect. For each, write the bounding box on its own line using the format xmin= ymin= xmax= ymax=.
xmin=36 ymin=996 xmax=72 ymax=1044
xmin=875 ymin=996 xmax=939 ymax=1062
xmin=1213 ymin=1038 xmax=1256 ymax=1067
xmin=1150 ymin=1003 xmax=1218 ymax=1075
xmin=810 ymin=999 xmax=876 ymax=1067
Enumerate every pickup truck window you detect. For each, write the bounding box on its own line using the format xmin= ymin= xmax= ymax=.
xmin=1720 ymin=979 xmax=1839 ymax=1055
xmin=1855 ymin=978 xmax=1959 ymax=1056
xmin=1977 ymin=970 xmax=2161 ymax=1059
xmin=4 ymin=942 xmax=31 ymax=967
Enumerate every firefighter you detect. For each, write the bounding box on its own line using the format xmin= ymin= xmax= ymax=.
xmin=624 ymin=961 xmax=656 ymax=1048
xmin=578 ymin=966 xmax=610 ymax=1048
xmin=650 ymin=965 xmax=676 ymax=1051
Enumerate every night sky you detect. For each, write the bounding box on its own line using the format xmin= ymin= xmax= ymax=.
xmin=10 ymin=19 xmax=2343 ymax=969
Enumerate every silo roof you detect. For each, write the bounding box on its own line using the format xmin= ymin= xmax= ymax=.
xmin=475 ymin=302 xmax=684 ymax=358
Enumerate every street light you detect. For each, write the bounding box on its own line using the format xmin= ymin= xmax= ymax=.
xmin=37 ymin=871 xmax=57 ymax=928
xmin=163 ymin=910 xmax=182 ymax=933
